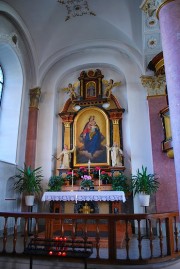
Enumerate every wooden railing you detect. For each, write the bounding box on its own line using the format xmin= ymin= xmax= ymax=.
xmin=0 ymin=211 xmax=180 ymax=266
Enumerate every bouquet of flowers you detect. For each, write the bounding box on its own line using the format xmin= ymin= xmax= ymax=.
xmin=80 ymin=175 xmax=93 ymax=188
xmin=77 ymin=166 xmax=88 ymax=177
xmin=65 ymin=171 xmax=77 ymax=184
xmin=92 ymin=166 xmax=101 ymax=178
xmin=100 ymin=171 xmax=112 ymax=184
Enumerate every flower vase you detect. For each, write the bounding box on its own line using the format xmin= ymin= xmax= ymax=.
xmin=84 ymin=186 xmax=90 ymax=191
xmin=102 ymin=178 xmax=108 ymax=184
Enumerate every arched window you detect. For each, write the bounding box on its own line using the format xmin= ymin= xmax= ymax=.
xmin=0 ymin=65 xmax=4 ymax=106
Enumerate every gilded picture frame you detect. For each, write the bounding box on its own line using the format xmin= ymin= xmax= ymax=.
xmin=73 ymin=106 xmax=110 ymax=167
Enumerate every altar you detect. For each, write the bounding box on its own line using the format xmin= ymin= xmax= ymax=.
xmin=42 ymin=190 xmax=126 ymax=215
xmin=42 ymin=190 xmax=126 ymax=203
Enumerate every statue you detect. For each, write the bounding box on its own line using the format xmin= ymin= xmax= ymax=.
xmin=102 ymin=79 xmax=121 ymax=98
xmin=62 ymin=82 xmax=79 ymax=100
xmin=106 ymin=142 xmax=123 ymax=167
xmin=56 ymin=144 xmax=75 ymax=169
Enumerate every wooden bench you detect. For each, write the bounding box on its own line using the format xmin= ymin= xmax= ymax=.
xmin=24 ymin=237 xmax=93 ymax=269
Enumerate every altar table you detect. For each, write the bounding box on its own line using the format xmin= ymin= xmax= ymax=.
xmin=41 ymin=190 xmax=126 ymax=203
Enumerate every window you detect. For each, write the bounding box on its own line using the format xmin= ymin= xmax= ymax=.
xmin=0 ymin=65 xmax=4 ymax=106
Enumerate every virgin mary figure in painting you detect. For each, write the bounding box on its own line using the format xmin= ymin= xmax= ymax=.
xmin=78 ymin=115 xmax=106 ymax=163
xmin=80 ymin=116 xmax=102 ymax=156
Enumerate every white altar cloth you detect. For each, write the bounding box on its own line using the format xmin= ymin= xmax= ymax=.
xmin=41 ymin=191 xmax=126 ymax=203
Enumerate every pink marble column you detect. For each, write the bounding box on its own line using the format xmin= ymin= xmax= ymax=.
xmin=25 ymin=88 xmax=41 ymax=169
xmin=148 ymin=96 xmax=177 ymax=212
xmin=158 ymin=0 xmax=180 ymax=210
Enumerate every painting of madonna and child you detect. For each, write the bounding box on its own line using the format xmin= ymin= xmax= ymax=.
xmin=74 ymin=108 xmax=110 ymax=166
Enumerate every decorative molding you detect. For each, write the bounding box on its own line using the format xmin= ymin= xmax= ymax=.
xmin=29 ymin=87 xmax=41 ymax=109
xmin=140 ymin=75 xmax=166 ymax=96
xmin=140 ymin=0 xmax=161 ymax=17
xmin=58 ymin=0 xmax=96 ymax=21
xmin=140 ymin=0 xmax=175 ymax=18
xmin=140 ymin=1 xmax=162 ymax=71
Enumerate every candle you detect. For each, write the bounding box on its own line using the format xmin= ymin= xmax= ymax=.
xmin=99 ymin=169 xmax=101 ymax=187
xmin=88 ymin=160 xmax=91 ymax=174
xmin=72 ymin=170 xmax=74 ymax=189
xmin=75 ymin=194 xmax=77 ymax=204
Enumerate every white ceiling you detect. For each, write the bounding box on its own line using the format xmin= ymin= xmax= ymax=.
xmin=1 ymin=0 xmax=143 ymax=68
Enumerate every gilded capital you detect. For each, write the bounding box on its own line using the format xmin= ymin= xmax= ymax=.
xmin=140 ymin=75 xmax=166 ymax=96
xmin=112 ymin=119 xmax=119 ymax=125
xmin=29 ymin=87 xmax=41 ymax=109
xmin=63 ymin=122 xmax=71 ymax=128
xmin=140 ymin=0 xmax=175 ymax=18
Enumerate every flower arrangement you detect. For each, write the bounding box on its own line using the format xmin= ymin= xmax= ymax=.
xmin=80 ymin=175 xmax=93 ymax=188
xmin=100 ymin=171 xmax=112 ymax=184
xmin=47 ymin=175 xmax=64 ymax=191
xmin=112 ymin=171 xmax=132 ymax=193
xmin=92 ymin=166 xmax=101 ymax=178
xmin=65 ymin=171 xmax=77 ymax=184
xmin=77 ymin=166 xmax=88 ymax=177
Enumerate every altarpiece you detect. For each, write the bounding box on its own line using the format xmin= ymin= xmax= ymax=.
xmin=58 ymin=69 xmax=125 ymax=170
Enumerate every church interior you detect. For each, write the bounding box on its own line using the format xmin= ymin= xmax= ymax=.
xmin=0 ymin=0 xmax=180 ymax=268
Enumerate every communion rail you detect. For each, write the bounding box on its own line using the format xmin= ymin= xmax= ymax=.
xmin=0 ymin=211 xmax=180 ymax=266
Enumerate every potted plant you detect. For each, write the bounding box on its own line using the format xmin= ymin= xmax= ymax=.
xmin=77 ymin=166 xmax=88 ymax=177
xmin=80 ymin=175 xmax=94 ymax=190
xmin=13 ymin=164 xmax=43 ymax=206
xmin=47 ymin=174 xmax=64 ymax=191
xmin=112 ymin=171 xmax=132 ymax=194
xmin=92 ymin=166 xmax=101 ymax=178
xmin=100 ymin=171 xmax=112 ymax=184
xmin=131 ymin=166 xmax=160 ymax=206
xmin=65 ymin=171 xmax=77 ymax=185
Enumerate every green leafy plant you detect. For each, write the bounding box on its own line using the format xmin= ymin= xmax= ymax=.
xmin=13 ymin=164 xmax=43 ymax=195
xmin=132 ymin=166 xmax=160 ymax=196
xmin=112 ymin=171 xmax=131 ymax=193
xmin=47 ymin=175 xmax=64 ymax=191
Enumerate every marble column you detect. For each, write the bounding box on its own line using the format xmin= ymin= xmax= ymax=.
xmin=25 ymin=87 xmax=41 ymax=168
xmin=141 ymin=74 xmax=178 ymax=212
xmin=151 ymin=0 xmax=180 ymax=211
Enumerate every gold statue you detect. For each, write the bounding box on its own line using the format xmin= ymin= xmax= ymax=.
xmin=62 ymin=82 xmax=79 ymax=100
xmin=79 ymin=202 xmax=94 ymax=214
xmin=102 ymin=79 xmax=121 ymax=98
